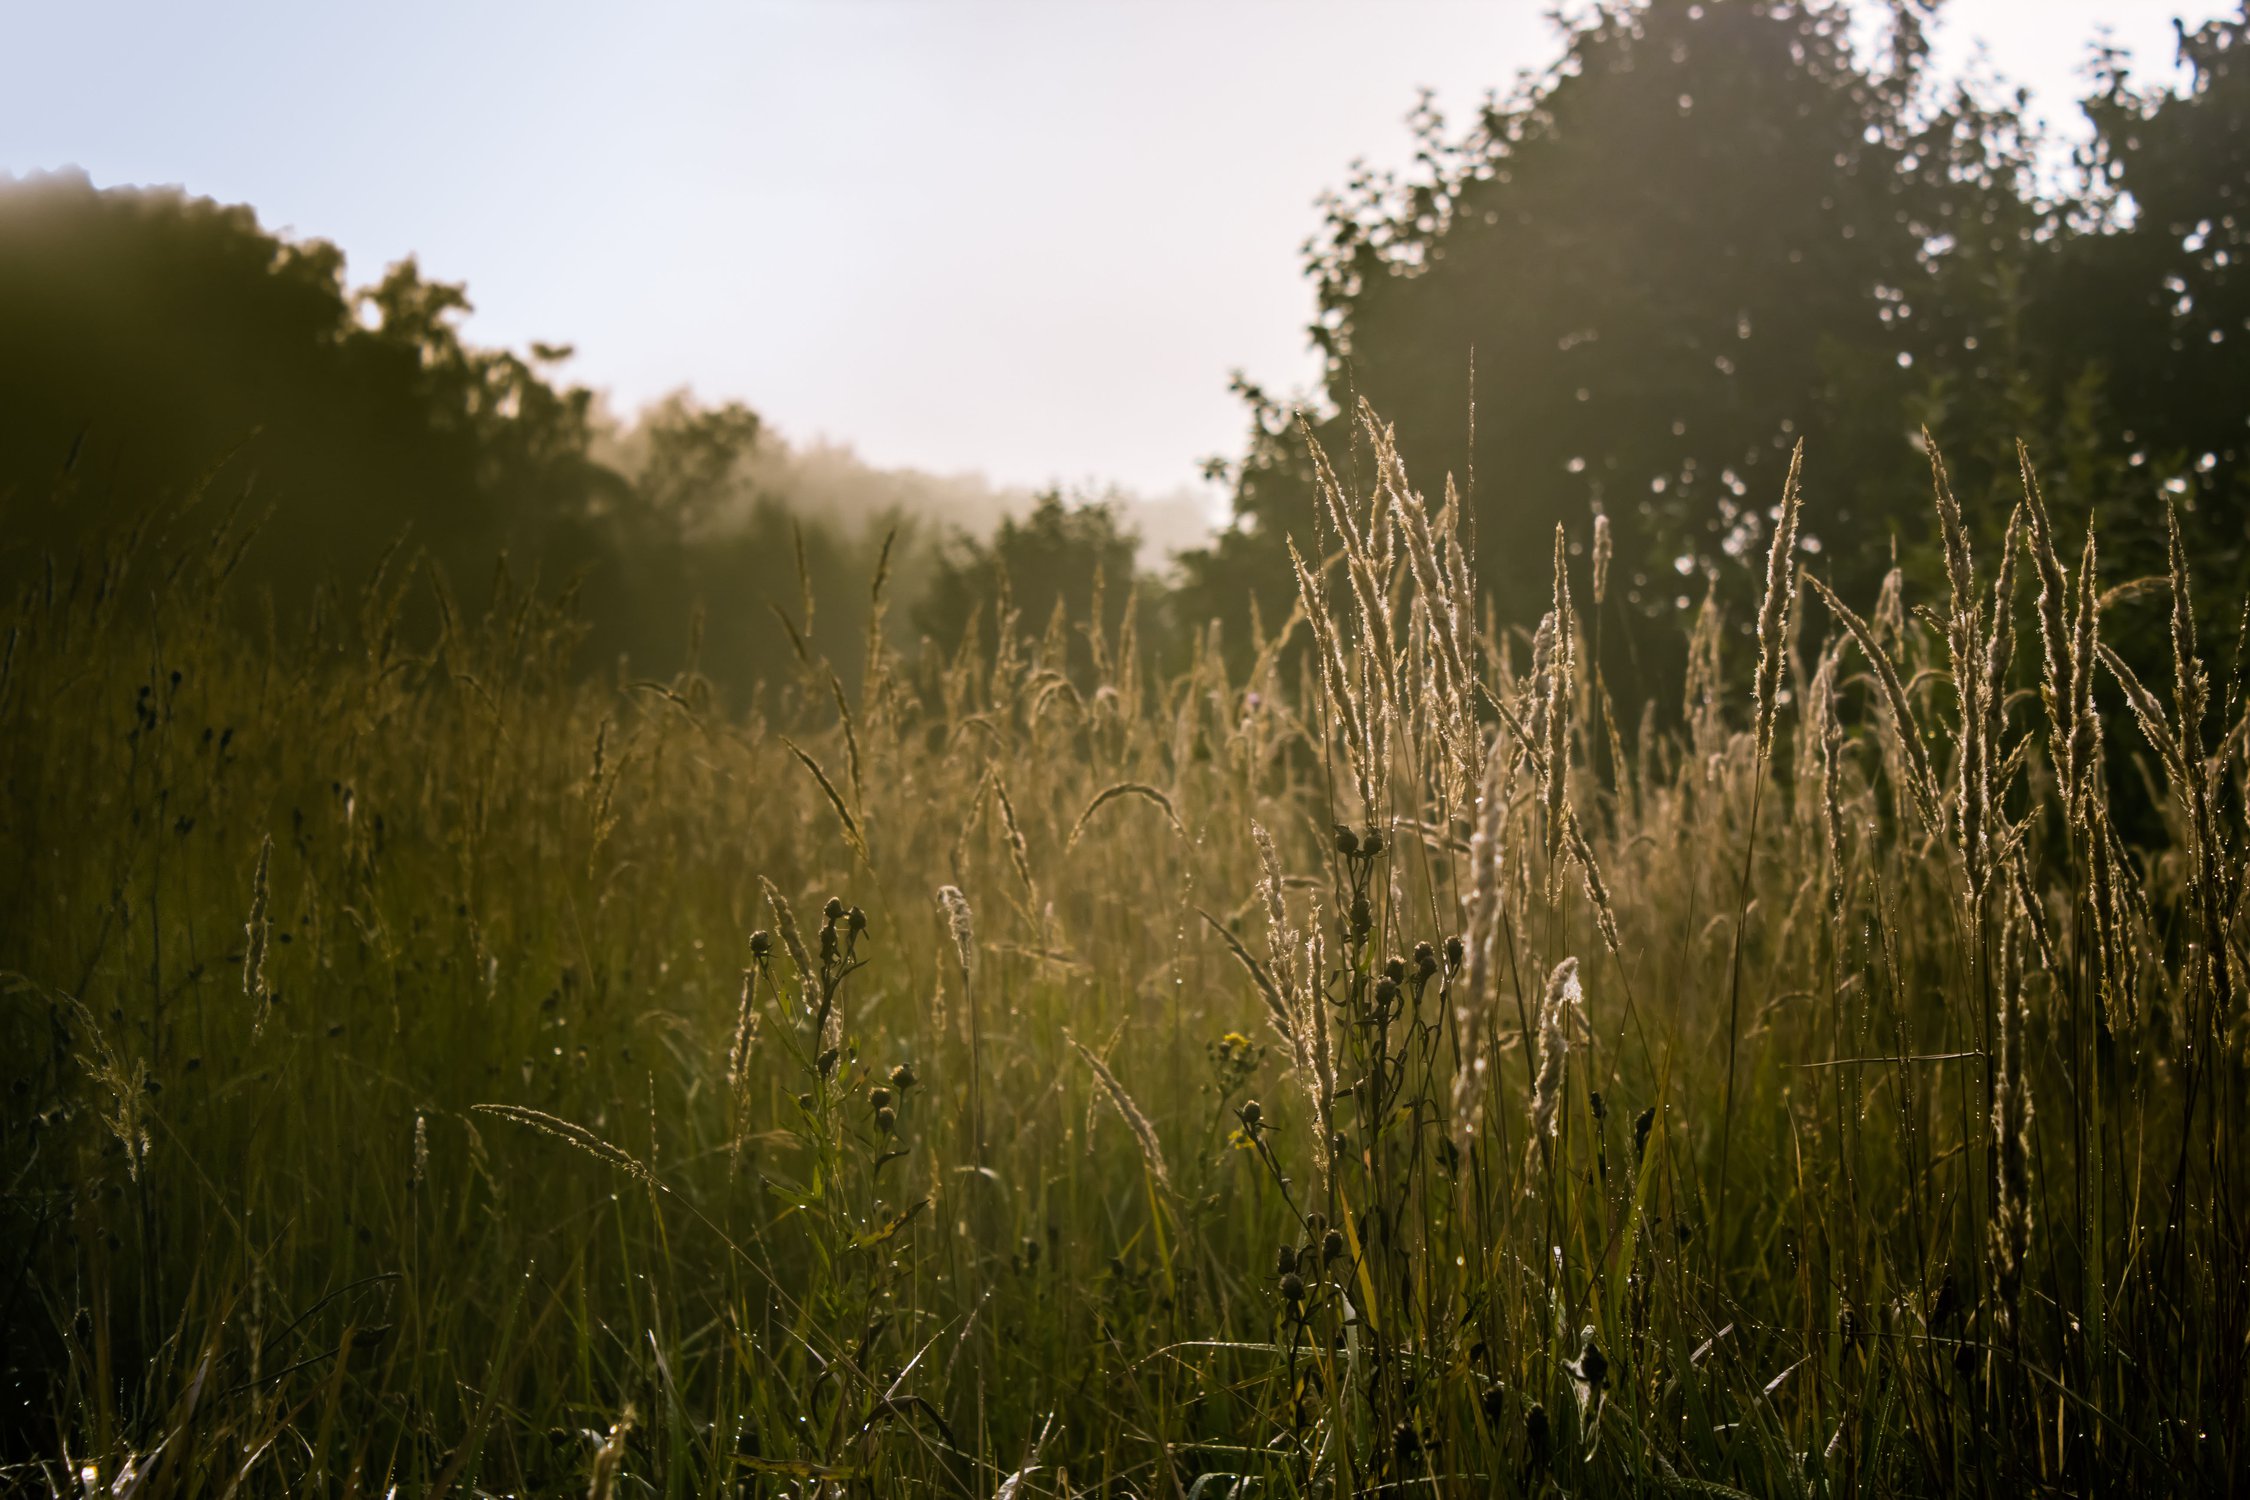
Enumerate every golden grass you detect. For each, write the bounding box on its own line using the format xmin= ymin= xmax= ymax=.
xmin=1 ymin=414 xmax=2244 ymax=1494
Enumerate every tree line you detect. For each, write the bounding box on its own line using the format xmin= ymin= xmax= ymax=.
xmin=1179 ymin=0 xmax=2250 ymax=698
xmin=4 ymin=0 xmax=2245 ymax=699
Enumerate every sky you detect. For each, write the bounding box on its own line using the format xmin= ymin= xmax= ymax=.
xmin=1 ymin=0 xmax=2231 ymax=510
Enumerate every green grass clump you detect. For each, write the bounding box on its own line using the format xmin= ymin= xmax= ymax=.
xmin=2 ymin=416 xmax=2244 ymax=1495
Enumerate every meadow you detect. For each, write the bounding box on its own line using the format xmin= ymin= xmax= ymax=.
xmin=3 ymin=411 xmax=2244 ymax=1495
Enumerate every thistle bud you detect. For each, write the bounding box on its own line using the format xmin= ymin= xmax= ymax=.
xmin=1414 ymin=941 xmax=1438 ymax=980
xmin=823 ymin=897 xmax=846 ymax=922
xmin=1349 ymin=896 xmax=1372 ymax=940
xmin=1279 ymin=1271 xmax=1305 ymax=1304
xmin=1360 ymin=829 xmax=1384 ymax=857
xmin=1276 ymin=1244 xmax=1298 ymax=1276
xmin=1576 ymin=1329 xmax=1609 ymax=1390
xmin=1526 ymin=1403 xmax=1551 ymax=1467
xmin=1384 ymin=956 xmax=1407 ymax=984
xmin=750 ymin=930 xmax=773 ymax=960
xmin=1323 ymin=1227 xmax=1346 ymax=1263
xmin=1238 ymin=1099 xmax=1262 ymax=1131
xmin=890 ymin=1062 xmax=918 ymax=1091
xmin=1334 ymin=825 xmax=1360 ymax=856
xmin=846 ymin=905 xmax=867 ymax=934
xmin=1443 ymin=934 xmax=1464 ymax=971
xmin=869 ymin=1086 xmax=894 ymax=1110
xmin=875 ymin=1105 xmax=897 ymax=1133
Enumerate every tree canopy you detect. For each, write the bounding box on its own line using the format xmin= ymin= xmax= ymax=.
xmin=916 ymin=489 xmax=1143 ymax=681
xmin=1179 ymin=0 xmax=2250 ymax=680
xmin=0 ymin=170 xmax=621 ymax=587
xmin=0 ymin=170 xmax=913 ymax=695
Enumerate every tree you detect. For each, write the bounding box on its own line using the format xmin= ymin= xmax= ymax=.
xmin=0 ymin=170 xmax=623 ymax=602
xmin=632 ymin=394 xmax=765 ymax=537
xmin=2039 ymin=9 xmax=2250 ymax=585
xmin=1178 ymin=0 xmax=2177 ymax=689
xmin=0 ymin=172 xmax=893 ymax=700
xmin=916 ymin=491 xmax=1142 ymax=679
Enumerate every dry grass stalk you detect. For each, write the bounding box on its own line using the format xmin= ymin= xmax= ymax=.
xmin=474 ymin=1104 xmax=655 ymax=1185
xmin=1752 ymin=441 xmax=1806 ymax=767
xmin=1969 ymin=501 xmax=2024 ymax=900
xmin=2096 ymin=643 xmax=2186 ymax=784
xmin=2166 ymin=502 xmax=2238 ymax=1021
xmin=243 ymin=832 xmax=273 ymax=1035
xmin=1536 ymin=526 xmax=1574 ymax=897
xmin=1460 ymin=733 xmax=1515 ymax=1119
xmin=1807 ymin=573 xmax=1942 ymax=833
xmin=1252 ymin=821 xmax=1299 ymax=1004
xmin=727 ymin=969 xmax=762 ymax=1164
xmin=1066 ymin=782 xmax=1182 ymax=849
xmin=2018 ymin=445 xmax=2080 ymax=803
xmin=1591 ymin=511 xmax=1613 ymax=608
xmin=1927 ymin=439 xmax=1995 ymax=902
xmin=2067 ymin=525 xmax=2103 ymax=818
xmin=761 ymin=876 xmax=818 ymax=1015
xmin=1289 ymin=537 xmax=1379 ymax=816
xmin=1529 ymin=957 xmax=1582 ymax=1142
xmin=1066 ymin=1030 xmax=1171 ymax=1190
xmin=784 ymin=738 xmax=867 ymax=861
xmin=1989 ymin=904 xmax=2035 ymax=1324
xmin=828 ymin=673 xmax=866 ymax=810
xmin=937 ymin=884 xmax=975 ymax=984
xmin=990 ymin=772 xmax=1038 ymax=907
xmin=1296 ymin=927 xmax=1336 ymax=1177
xmin=1200 ymin=903 xmax=1294 ymax=1052
xmin=1565 ymin=813 xmax=1622 ymax=960
xmin=1305 ymin=412 xmax=1400 ymax=738
xmin=1811 ymin=645 xmax=1847 ymax=907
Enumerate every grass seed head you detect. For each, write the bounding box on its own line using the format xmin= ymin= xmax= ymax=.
xmin=937 ymin=884 xmax=975 ymax=983
xmin=1591 ymin=510 xmax=1613 ymax=607
xmin=1530 ymin=957 xmax=1583 ymax=1140
xmin=244 ymin=834 xmax=273 ymax=1032
xmin=1752 ymin=442 xmax=1805 ymax=766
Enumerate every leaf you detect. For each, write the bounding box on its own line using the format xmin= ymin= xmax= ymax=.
xmin=852 ymin=1197 xmax=928 ymax=1249
xmin=736 ymin=1457 xmax=856 ymax=1479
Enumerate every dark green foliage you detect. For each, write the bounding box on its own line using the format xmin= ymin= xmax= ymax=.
xmin=0 ymin=169 xmax=624 ymax=597
xmin=0 ymin=171 xmax=912 ymax=701
xmin=917 ymin=489 xmax=1145 ymax=677
xmin=1184 ymin=0 xmax=2250 ymax=679
xmin=2039 ymin=12 xmax=2250 ymax=578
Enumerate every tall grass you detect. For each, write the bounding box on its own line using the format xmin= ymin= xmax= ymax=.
xmin=2 ymin=413 xmax=2243 ymax=1495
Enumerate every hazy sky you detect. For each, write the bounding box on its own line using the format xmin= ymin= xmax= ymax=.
xmin=1 ymin=1 xmax=2229 ymax=503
